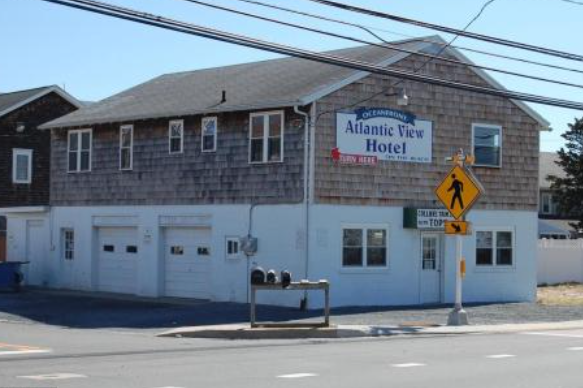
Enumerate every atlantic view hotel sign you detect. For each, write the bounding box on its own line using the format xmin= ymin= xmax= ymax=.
xmin=335 ymin=108 xmax=433 ymax=164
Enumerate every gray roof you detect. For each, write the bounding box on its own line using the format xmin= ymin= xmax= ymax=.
xmin=539 ymin=219 xmax=578 ymax=236
xmin=39 ymin=38 xmax=440 ymax=129
xmin=0 ymin=85 xmax=82 ymax=119
xmin=40 ymin=35 xmax=549 ymax=130
xmin=540 ymin=152 xmax=565 ymax=189
xmin=0 ymin=86 xmax=52 ymax=115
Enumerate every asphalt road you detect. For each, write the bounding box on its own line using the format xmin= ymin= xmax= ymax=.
xmin=1 ymin=321 xmax=583 ymax=388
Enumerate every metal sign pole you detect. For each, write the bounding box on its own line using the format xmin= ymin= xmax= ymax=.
xmin=448 ymin=233 xmax=468 ymax=325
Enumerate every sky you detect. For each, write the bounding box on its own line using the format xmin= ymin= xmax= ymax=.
xmin=1 ymin=0 xmax=582 ymax=152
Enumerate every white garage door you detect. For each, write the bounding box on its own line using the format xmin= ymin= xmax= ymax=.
xmin=164 ymin=227 xmax=212 ymax=299
xmin=97 ymin=227 xmax=138 ymax=294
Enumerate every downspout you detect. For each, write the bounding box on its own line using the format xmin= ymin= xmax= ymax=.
xmin=294 ymin=104 xmax=311 ymax=309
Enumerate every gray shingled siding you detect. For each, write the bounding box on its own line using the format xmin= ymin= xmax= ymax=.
xmin=50 ymin=108 xmax=305 ymax=206
xmin=314 ymin=54 xmax=540 ymax=211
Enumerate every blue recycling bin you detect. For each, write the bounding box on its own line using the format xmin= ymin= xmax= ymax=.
xmin=0 ymin=262 xmax=28 ymax=292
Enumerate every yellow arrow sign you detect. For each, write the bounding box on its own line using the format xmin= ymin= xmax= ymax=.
xmin=444 ymin=220 xmax=471 ymax=235
xmin=435 ymin=165 xmax=482 ymax=220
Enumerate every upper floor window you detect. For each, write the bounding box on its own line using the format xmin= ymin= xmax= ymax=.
xmin=342 ymin=226 xmax=388 ymax=268
xmin=472 ymin=124 xmax=501 ymax=167
xmin=249 ymin=111 xmax=283 ymax=163
xmin=12 ymin=149 xmax=32 ymax=184
xmin=540 ymin=192 xmax=558 ymax=215
xmin=476 ymin=230 xmax=513 ymax=267
xmin=169 ymin=120 xmax=184 ymax=154
xmin=68 ymin=129 xmax=92 ymax=173
xmin=202 ymin=116 xmax=217 ymax=152
xmin=119 ymin=124 xmax=133 ymax=170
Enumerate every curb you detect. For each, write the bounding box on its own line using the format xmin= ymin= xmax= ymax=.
xmin=158 ymin=320 xmax=583 ymax=340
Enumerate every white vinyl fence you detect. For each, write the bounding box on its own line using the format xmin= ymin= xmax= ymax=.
xmin=538 ymin=239 xmax=583 ymax=285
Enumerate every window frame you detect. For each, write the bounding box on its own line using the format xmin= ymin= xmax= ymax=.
xmin=201 ymin=116 xmax=218 ymax=153
xmin=168 ymin=119 xmax=184 ymax=155
xmin=119 ymin=124 xmax=134 ymax=171
xmin=67 ymin=128 xmax=92 ymax=173
xmin=62 ymin=228 xmax=75 ymax=261
xmin=540 ymin=192 xmax=556 ymax=215
xmin=225 ymin=236 xmax=240 ymax=259
xmin=471 ymin=123 xmax=502 ymax=168
xmin=248 ymin=110 xmax=284 ymax=164
xmin=340 ymin=224 xmax=389 ymax=271
xmin=475 ymin=228 xmax=515 ymax=269
xmin=12 ymin=148 xmax=33 ymax=184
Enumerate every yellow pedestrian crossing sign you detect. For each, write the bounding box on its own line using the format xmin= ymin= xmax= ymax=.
xmin=435 ymin=165 xmax=482 ymax=220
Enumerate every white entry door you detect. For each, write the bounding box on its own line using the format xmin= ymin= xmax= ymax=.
xmin=97 ymin=227 xmax=139 ymax=294
xmin=164 ymin=227 xmax=212 ymax=299
xmin=419 ymin=233 xmax=442 ymax=304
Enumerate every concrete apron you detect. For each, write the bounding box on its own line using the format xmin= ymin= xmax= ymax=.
xmin=158 ymin=320 xmax=583 ymax=340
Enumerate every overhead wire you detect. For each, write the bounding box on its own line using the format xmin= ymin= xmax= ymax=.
xmin=178 ymin=0 xmax=583 ymax=90
xmin=227 ymin=0 xmax=583 ymax=75
xmin=303 ymin=0 xmax=583 ymax=62
xmin=36 ymin=0 xmax=583 ymax=111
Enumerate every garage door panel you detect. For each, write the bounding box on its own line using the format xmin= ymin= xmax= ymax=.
xmin=164 ymin=227 xmax=211 ymax=299
xmin=97 ymin=227 xmax=138 ymax=295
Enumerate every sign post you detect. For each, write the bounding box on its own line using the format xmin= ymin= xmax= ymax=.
xmin=434 ymin=149 xmax=483 ymax=326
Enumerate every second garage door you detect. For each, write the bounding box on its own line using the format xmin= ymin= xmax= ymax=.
xmin=164 ymin=227 xmax=212 ymax=299
xmin=97 ymin=227 xmax=139 ymax=294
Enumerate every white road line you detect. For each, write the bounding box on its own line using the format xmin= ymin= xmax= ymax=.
xmin=486 ymin=354 xmax=516 ymax=359
xmin=391 ymin=363 xmax=426 ymax=368
xmin=18 ymin=373 xmax=87 ymax=381
xmin=567 ymin=347 xmax=583 ymax=351
xmin=523 ymin=332 xmax=583 ymax=338
xmin=277 ymin=373 xmax=318 ymax=379
xmin=0 ymin=349 xmax=52 ymax=356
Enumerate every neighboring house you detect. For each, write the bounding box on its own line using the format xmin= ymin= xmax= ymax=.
xmin=0 ymin=86 xmax=81 ymax=262
xmin=5 ymin=36 xmax=548 ymax=307
xmin=538 ymin=151 xmax=581 ymax=239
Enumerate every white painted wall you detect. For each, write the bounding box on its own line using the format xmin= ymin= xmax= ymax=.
xmin=538 ymin=239 xmax=583 ymax=285
xmin=308 ymin=206 xmax=538 ymax=308
xmin=5 ymin=204 xmax=538 ymax=308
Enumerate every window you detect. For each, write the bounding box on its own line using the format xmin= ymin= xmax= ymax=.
xmin=422 ymin=236 xmax=438 ymax=270
xmin=249 ymin=111 xmax=283 ymax=163
xmin=171 ymin=246 xmax=184 ymax=255
xmin=342 ymin=226 xmax=387 ymax=268
xmin=103 ymin=245 xmax=115 ymax=252
xmin=226 ymin=237 xmax=240 ymax=259
xmin=12 ymin=149 xmax=32 ymax=184
xmin=68 ymin=129 xmax=92 ymax=172
xmin=62 ymin=229 xmax=74 ymax=260
xmin=126 ymin=245 xmax=138 ymax=253
xmin=476 ymin=231 xmax=513 ymax=267
xmin=169 ymin=120 xmax=184 ymax=154
xmin=119 ymin=125 xmax=133 ymax=170
xmin=201 ymin=116 xmax=217 ymax=152
xmin=197 ymin=246 xmax=211 ymax=256
xmin=540 ymin=192 xmax=557 ymax=215
xmin=472 ymin=124 xmax=501 ymax=167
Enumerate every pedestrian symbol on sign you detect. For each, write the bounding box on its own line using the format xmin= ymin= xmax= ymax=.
xmin=435 ymin=165 xmax=482 ymax=220
xmin=447 ymin=174 xmax=464 ymax=210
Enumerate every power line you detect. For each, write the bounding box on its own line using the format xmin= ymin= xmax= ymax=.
xmin=228 ymin=0 xmax=583 ymax=75
xmin=314 ymin=0 xmax=497 ymax=118
xmin=555 ymin=0 xmax=583 ymax=5
xmin=36 ymin=0 xmax=583 ymax=111
xmin=180 ymin=0 xmax=583 ymax=90
xmin=303 ymin=0 xmax=583 ymax=62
